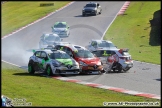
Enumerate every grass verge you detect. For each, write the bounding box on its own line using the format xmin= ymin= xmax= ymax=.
xmin=2 ymin=1 xmax=71 ymax=36
xmin=2 ymin=62 xmax=160 ymax=106
xmin=1 ymin=1 xmax=161 ymax=106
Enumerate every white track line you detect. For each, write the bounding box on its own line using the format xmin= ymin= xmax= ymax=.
xmin=52 ymin=77 xmax=160 ymax=100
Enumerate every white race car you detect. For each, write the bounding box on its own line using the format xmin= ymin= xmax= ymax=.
xmin=91 ymin=48 xmax=133 ymax=72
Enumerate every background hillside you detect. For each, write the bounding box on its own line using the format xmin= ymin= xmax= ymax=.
xmin=104 ymin=1 xmax=161 ymax=64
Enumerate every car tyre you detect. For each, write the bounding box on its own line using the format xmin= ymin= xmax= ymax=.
xmin=117 ymin=63 xmax=122 ymax=73
xmin=45 ymin=65 xmax=53 ymax=76
xmin=28 ymin=61 xmax=35 ymax=74
xmin=99 ymin=9 xmax=102 ymax=14
xmin=123 ymin=68 xmax=130 ymax=72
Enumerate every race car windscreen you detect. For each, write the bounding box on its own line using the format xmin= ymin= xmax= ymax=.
xmin=85 ymin=4 xmax=96 ymax=7
xmin=45 ymin=36 xmax=60 ymax=41
xmin=49 ymin=52 xmax=71 ymax=59
xmin=98 ymin=42 xmax=116 ymax=48
xmin=75 ymin=49 xmax=95 ymax=58
xmin=92 ymin=50 xmax=112 ymax=57
xmin=54 ymin=23 xmax=66 ymax=28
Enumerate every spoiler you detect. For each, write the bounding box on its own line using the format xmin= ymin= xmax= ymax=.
xmin=118 ymin=48 xmax=129 ymax=53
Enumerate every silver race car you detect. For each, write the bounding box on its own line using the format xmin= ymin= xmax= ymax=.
xmin=86 ymin=39 xmax=118 ymax=52
xmin=51 ymin=22 xmax=70 ymax=38
xmin=28 ymin=48 xmax=80 ymax=75
xmin=39 ymin=33 xmax=62 ymax=49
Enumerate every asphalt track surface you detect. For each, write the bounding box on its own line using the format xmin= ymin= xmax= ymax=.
xmin=2 ymin=1 xmax=161 ymax=97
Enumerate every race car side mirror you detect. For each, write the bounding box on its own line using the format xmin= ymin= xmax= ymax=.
xmin=93 ymin=54 xmax=97 ymax=57
xmin=44 ymin=57 xmax=48 ymax=61
xmin=115 ymin=46 xmax=117 ymax=48
xmin=70 ymin=54 xmax=73 ymax=58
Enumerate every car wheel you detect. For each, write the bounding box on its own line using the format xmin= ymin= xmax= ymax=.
xmin=99 ymin=9 xmax=102 ymax=14
xmin=68 ymin=32 xmax=70 ymax=36
xmin=117 ymin=63 xmax=122 ymax=72
xmin=45 ymin=65 xmax=53 ymax=76
xmin=99 ymin=69 xmax=105 ymax=75
xmin=28 ymin=62 xmax=35 ymax=74
xmin=123 ymin=68 xmax=130 ymax=72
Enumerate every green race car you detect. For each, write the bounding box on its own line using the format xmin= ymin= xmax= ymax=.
xmin=51 ymin=22 xmax=70 ymax=38
xmin=28 ymin=48 xmax=80 ymax=76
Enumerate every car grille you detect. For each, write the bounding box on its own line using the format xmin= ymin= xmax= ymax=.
xmin=87 ymin=65 xmax=102 ymax=70
xmin=85 ymin=10 xmax=92 ymax=13
xmin=56 ymin=69 xmax=80 ymax=73
xmin=66 ymin=65 xmax=73 ymax=69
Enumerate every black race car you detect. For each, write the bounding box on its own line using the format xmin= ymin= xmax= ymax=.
xmin=82 ymin=2 xmax=102 ymax=16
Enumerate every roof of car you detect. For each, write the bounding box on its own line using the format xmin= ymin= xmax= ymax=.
xmin=54 ymin=22 xmax=67 ymax=25
xmin=91 ymin=39 xmax=113 ymax=43
xmin=56 ymin=43 xmax=87 ymax=51
xmin=43 ymin=33 xmax=59 ymax=37
xmin=87 ymin=2 xmax=97 ymax=4
xmin=93 ymin=47 xmax=119 ymax=51
xmin=34 ymin=48 xmax=65 ymax=54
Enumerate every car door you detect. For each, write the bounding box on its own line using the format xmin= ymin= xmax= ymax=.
xmin=102 ymin=50 xmax=112 ymax=64
xmin=34 ymin=51 xmax=42 ymax=71
xmin=40 ymin=51 xmax=49 ymax=70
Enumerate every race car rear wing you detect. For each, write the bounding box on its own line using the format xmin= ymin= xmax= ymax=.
xmin=118 ymin=48 xmax=129 ymax=54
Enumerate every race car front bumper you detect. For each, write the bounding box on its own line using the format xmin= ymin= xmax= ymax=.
xmin=52 ymin=66 xmax=80 ymax=74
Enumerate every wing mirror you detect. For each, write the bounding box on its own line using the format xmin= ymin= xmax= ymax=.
xmin=61 ymin=39 xmax=63 ymax=41
xmin=45 ymin=57 xmax=48 ymax=61
xmin=93 ymin=54 xmax=97 ymax=57
xmin=69 ymin=54 xmax=73 ymax=58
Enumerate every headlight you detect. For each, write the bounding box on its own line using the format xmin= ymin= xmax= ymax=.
xmin=79 ymin=61 xmax=88 ymax=66
xmin=97 ymin=62 xmax=101 ymax=65
xmin=74 ymin=61 xmax=79 ymax=66
xmin=61 ymin=31 xmax=66 ymax=33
